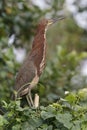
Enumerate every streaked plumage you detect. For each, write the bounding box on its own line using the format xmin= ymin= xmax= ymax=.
xmin=15 ymin=19 xmax=47 ymax=99
xmin=14 ymin=17 xmax=64 ymax=107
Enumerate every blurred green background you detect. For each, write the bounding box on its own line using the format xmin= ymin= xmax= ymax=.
xmin=0 ymin=0 xmax=87 ymax=105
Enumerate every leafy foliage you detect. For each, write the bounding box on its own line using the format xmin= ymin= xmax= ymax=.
xmin=1 ymin=91 xmax=87 ymax=130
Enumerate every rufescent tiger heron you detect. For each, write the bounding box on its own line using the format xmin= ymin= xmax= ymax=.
xmin=14 ymin=16 xmax=64 ymax=107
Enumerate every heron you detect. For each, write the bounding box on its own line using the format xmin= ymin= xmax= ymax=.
xmin=14 ymin=16 xmax=64 ymax=107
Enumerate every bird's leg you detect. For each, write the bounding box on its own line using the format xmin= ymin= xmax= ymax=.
xmin=26 ymin=95 xmax=32 ymax=107
xmin=26 ymin=88 xmax=34 ymax=107
xmin=28 ymin=89 xmax=34 ymax=106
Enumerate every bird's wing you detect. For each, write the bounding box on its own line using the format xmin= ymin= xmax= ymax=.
xmin=15 ymin=59 xmax=36 ymax=96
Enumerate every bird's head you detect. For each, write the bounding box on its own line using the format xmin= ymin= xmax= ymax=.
xmin=38 ymin=16 xmax=65 ymax=32
xmin=47 ymin=17 xmax=65 ymax=26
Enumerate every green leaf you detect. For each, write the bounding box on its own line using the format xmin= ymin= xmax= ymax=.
xmin=41 ymin=105 xmax=56 ymax=120
xmin=12 ymin=124 xmax=21 ymax=130
xmin=47 ymin=125 xmax=53 ymax=130
xmin=71 ymin=121 xmax=81 ymax=130
xmin=38 ymin=124 xmax=48 ymax=130
xmin=65 ymin=93 xmax=77 ymax=105
xmin=41 ymin=111 xmax=55 ymax=120
xmin=28 ymin=118 xmax=43 ymax=128
xmin=81 ymin=122 xmax=87 ymax=130
xmin=0 ymin=115 xmax=8 ymax=126
xmin=56 ymin=113 xmax=73 ymax=129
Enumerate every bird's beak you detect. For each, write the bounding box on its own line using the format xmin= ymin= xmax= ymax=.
xmin=48 ymin=16 xmax=65 ymax=26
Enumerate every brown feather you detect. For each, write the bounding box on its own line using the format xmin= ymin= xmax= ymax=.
xmin=15 ymin=19 xmax=48 ymax=97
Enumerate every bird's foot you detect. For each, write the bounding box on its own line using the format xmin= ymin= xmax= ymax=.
xmin=26 ymin=93 xmax=39 ymax=108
